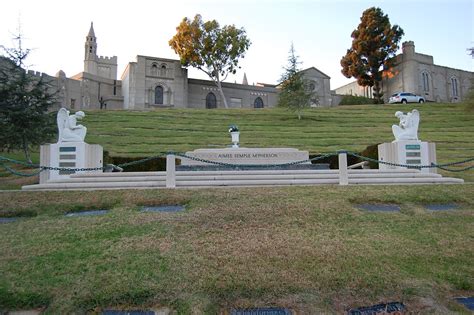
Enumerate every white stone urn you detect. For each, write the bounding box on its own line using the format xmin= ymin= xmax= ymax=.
xmin=231 ymin=131 xmax=240 ymax=148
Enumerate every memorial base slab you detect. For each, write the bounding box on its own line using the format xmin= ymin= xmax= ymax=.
xmin=40 ymin=142 xmax=103 ymax=183
xmin=378 ymin=141 xmax=437 ymax=174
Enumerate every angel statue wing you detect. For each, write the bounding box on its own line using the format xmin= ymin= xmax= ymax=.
xmin=57 ymin=108 xmax=69 ymax=143
xmin=410 ymin=109 xmax=420 ymax=140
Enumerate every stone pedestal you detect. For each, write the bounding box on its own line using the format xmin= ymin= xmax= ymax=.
xmin=40 ymin=142 xmax=103 ymax=183
xmin=378 ymin=141 xmax=437 ymax=174
xmin=230 ymin=131 xmax=240 ymax=148
xmin=182 ymin=148 xmax=310 ymax=166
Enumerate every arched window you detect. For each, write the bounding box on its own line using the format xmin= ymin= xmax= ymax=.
xmin=451 ymin=77 xmax=458 ymax=97
xmin=206 ymin=92 xmax=217 ymax=109
xmin=254 ymin=97 xmax=264 ymax=108
xmin=155 ymin=86 xmax=164 ymax=104
xmin=151 ymin=63 xmax=158 ymax=76
xmin=159 ymin=64 xmax=167 ymax=76
xmin=422 ymin=72 xmax=430 ymax=92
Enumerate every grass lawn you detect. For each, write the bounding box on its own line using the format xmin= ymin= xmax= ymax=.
xmin=0 ymin=185 xmax=473 ymax=313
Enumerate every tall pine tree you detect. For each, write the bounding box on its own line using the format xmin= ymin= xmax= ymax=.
xmin=278 ymin=43 xmax=316 ymax=120
xmin=0 ymin=31 xmax=57 ymax=163
xmin=341 ymin=7 xmax=404 ymax=104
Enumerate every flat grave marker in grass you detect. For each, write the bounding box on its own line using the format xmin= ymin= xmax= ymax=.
xmin=347 ymin=302 xmax=405 ymax=314
xmin=141 ymin=205 xmax=185 ymax=213
xmin=231 ymin=308 xmax=291 ymax=315
xmin=7 ymin=310 xmax=42 ymax=315
xmin=65 ymin=210 xmax=109 ymax=217
xmin=455 ymin=297 xmax=474 ymax=311
xmin=356 ymin=204 xmax=401 ymax=212
xmin=0 ymin=217 xmax=19 ymax=224
xmin=424 ymin=203 xmax=459 ymax=211
xmin=102 ymin=310 xmax=155 ymax=315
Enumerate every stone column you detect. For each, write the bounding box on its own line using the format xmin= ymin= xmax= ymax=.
xmin=166 ymin=154 xmax=176 ymax=188
xmin=338 ymin=151 xmax=349 ymax=185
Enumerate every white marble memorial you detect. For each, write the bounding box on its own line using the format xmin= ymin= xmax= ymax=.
xmin=379 ymin=109 xmax=437 ymax=173
xmin=378 ymin=141 xmax=437 ymax=174
xmin=181 ymin=148 xmax=310 ymax=166
xmin=392 ymin=109 xmax=419 ymax=141
xmin=57 ymin=108 xmax=87 ymax=142
xmin=39 ymin=108 xmax=103 ymax=183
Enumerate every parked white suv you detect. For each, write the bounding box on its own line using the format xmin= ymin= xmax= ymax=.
xmin=389 ymin=92 xmax=425 ymax=104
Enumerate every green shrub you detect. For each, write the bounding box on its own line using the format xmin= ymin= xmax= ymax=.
xmin=360 ymin=143 xmax=380 ymax=169
xmin=339 ymin=95 xmax=376 ymax=105
xmin=108 ymin=156 xmax=168 ymax=172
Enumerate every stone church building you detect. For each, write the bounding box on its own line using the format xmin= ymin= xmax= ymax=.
xmin=11 ymin=24 xmax=472 ymax=110
xmin=43 ymin=23 xmax=334 ymax=110
xmin=334 ymin=41 xmax=473 ymax=103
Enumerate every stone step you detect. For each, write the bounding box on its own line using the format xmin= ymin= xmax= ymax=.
xmin=22 ymin=180 xmax=165 ymax=191
xmin=350 ymin=177 xmax=464 ymax=184
xmin=22 ymin=169 xmax=463 ymax=191
xmin=52 ymin=171 xmax=441 ymax=184
xmin=71 ymin=171 xmax=165 ymax=178
xmin=23 ymin=176 xmax=462 ymax=191
xmin=71 ymin=168 xmax=422 ymax=179
xmin=176 ymin=178 xmax=341 ymax=187
xmin=49 ymin=176 xmax=166 ymax=183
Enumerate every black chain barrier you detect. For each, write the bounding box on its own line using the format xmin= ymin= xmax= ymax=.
xmin=347 ymin=151 xmax=474 ymax=172
xmin=1 ymin=150 xmax=473 ymax=177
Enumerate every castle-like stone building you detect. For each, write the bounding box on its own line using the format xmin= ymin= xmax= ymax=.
xmin=334 ymin=41 xmax=473 ymax=103
xmin=9 ymin=24 xmax=471 ymax=110
xmin=46 ymin=23 xmax=334 ymax=110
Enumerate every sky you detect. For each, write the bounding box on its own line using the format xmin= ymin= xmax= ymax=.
xmin=0 ymin=0 xmax=472 ymax=89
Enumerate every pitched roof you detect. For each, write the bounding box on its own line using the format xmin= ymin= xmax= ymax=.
xmin=299 ymin=67 xmax=331 ymax=79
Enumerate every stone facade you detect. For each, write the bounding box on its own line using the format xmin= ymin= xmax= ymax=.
xmin=30 ymin=23 xmax=336 ymax=110
xmin=334 ymin=41 xmax=474 ymax=103
xmin=120 ymin=56 xmax=331 ymax=109
xmin=298 ymin=67 xmax=332 ymax=106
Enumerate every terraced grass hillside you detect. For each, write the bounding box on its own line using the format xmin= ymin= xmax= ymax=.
xmin=82 ymin=103 xmax=473 ymax=180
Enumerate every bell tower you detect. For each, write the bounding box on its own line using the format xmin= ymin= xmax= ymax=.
xmin=84 ymin=22 xmax=98 ymax=74
xmin=82 ymin=22 xmax=117 ymax=79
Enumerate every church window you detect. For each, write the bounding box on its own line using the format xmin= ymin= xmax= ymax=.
xmin=160 ymin=64 xmax=167 ymax=76
xmin=422 ymin=72 xmax=430 ymax=92
xmin=151 ymin=63 xmax=158 ymax=76
xmin=155 ymin=86 xmax=164 ymax=104
xmin=451 ymin=77 xmax=458 ymax=97
xmin=206 ymin=92 xmax=217 ymax=109
xmin=254 ymin=97 xmax=264 ymax=108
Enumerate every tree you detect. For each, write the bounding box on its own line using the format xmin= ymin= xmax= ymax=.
xmin=340 ymin=7 xmax=404 ymax=104
xmin=0 ymin=31 xmax=57 ymax=163
xmin=277 ymin=43 xmax=316 ymax=120
xmin=169 ymin=14 xmax=251 ymax=108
